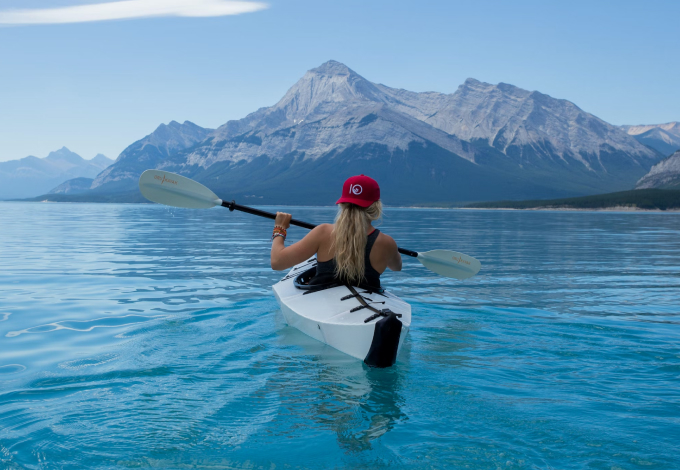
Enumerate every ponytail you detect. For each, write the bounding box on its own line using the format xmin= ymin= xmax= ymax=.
xmin=332 ymin=201 xmax=382 ymax=283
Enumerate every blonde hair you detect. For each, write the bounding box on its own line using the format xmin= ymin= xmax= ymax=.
xmin=332 ymin=201 xmax=383 ymax=284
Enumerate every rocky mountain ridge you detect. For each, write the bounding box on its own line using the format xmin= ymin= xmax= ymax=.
xmin=636 ymin=150 xmax=680 ymax=189
xmin=376 ymin=78 xmax=655 ymax=168
xmin=90 ymin=120 xmax=211 ymax=193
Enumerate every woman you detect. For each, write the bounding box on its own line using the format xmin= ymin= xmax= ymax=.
xmin=270 ymin=175 xmax=402 ymax=289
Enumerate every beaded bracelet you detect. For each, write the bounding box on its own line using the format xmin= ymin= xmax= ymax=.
xmin=272 ymin=226 xmax=287 ymax=241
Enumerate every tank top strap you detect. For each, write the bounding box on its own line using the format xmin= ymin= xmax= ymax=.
xmin=366 ymin=228 xmax=380 ymax=255
xmin=361 ymin=228 xmax=382 ymax=289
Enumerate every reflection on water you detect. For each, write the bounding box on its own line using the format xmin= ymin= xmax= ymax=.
xmin=273 ymin=324 xmax=407 ymax=453
xmin=1 ymin=202 xmax=679 ymax=469
xmin=322 ymin=367 xmax=406 ymax=453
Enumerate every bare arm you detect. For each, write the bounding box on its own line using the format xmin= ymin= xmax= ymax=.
xmin=270 ymin=212 xmax=327 ymax=271
xmin=385 ymin=235 xmax=402 ymax=272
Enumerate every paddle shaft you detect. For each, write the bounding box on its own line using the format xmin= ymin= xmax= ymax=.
xmin=221 ymin=200 xmax=419 ymax=258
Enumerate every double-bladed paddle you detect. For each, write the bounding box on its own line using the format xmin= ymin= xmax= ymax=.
xmin=138 ymin=170 xmax=481 ymax=280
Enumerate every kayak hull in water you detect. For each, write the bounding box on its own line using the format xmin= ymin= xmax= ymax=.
xmin=273 ymin=258 xmax=411 ymax=367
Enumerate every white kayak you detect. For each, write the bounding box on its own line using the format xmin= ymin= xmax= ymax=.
xmin=273 ymin=257 xmax=412 ymax=367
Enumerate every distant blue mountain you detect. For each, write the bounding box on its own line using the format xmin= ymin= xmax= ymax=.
xmin=621 ymin=123 xmax=680 ymax=157
xmin=48 ymin=177 xmax=95 ymax=195
xmin=0 ymin=147 xmax=112 ymax=200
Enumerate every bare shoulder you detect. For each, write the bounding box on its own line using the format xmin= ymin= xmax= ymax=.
xmin=308 ymin=223 xmax=333 ymax=244
xmin=313 ymin=223 xmax=334 ymax=236
xmin=310 ymin=224 xmax=333 ymax=235
xmin=376 ymin=231 xmax=398 ymax=250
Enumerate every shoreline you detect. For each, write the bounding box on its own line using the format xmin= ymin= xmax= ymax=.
xmin=2 ymin=200 xmax=680 ymax=213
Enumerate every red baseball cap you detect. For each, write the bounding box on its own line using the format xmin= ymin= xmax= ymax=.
xmin=336 ymin=174 xmax=380 ymax=208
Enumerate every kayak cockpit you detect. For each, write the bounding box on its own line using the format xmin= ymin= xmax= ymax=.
xmin=292 ymin=263 xmax=386 ymax=295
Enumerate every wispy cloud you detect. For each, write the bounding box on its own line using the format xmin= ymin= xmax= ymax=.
xmin=0 ymin=0 xmax=268 ymax=25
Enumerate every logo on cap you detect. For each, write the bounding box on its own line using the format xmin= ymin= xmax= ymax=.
xmin=350 ymin=184 xmax=363 ymax=195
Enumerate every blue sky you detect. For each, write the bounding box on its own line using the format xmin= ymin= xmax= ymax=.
xmin=0 ymin=0 xmax=678 ymax=162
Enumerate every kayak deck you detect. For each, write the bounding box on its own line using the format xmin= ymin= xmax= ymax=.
xmin=273 ymin=258 xmax=411 ymax=366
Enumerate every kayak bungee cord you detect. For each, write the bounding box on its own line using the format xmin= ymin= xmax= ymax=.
xmin=342 ymin=285 xmax=403 ymax=323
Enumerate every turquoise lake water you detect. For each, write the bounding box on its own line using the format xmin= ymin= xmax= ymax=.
xmin=1 ymin=202 xmax=679 ymax=469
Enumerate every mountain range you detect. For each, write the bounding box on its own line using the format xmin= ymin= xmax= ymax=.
xmin=37 ymin=61 xmax=664 ymax=205
xmin=0 ymin=148 xmax=112 ymax=200
xmin=621 ymin=122 xmax=680 ymax=157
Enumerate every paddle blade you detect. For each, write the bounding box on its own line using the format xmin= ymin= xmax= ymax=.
xmin=417 ymin=250 xmax=481 ymax=280
xmin=139 ymin=170 xmax=222 ymax=209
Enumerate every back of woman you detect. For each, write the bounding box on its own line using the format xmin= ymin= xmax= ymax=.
xmin=270 ymin=175 xmax=402 ymax=288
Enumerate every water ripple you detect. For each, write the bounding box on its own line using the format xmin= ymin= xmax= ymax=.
xmin=6 ymin=314 xmax=164 ymax=338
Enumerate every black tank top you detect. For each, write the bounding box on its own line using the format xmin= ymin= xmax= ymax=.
xmin=312 ymin=228 xmax=382 ymax=289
